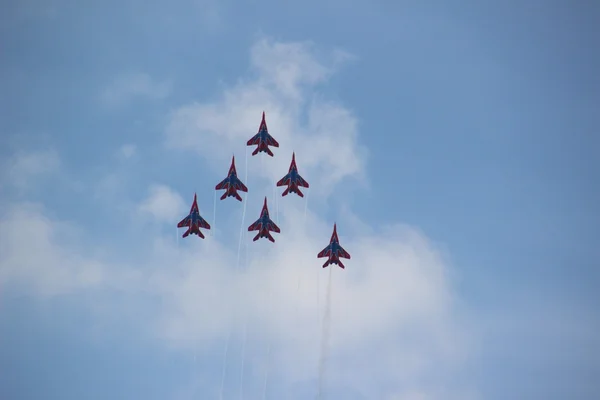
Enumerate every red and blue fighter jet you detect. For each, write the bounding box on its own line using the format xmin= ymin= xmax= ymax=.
xmin=248 ymin=197 xmax=281 ymax=242
xmin=177 ymin=193 xmax=211 ymax=238
xmin=247 ymin=111 xmax=279 ymax=156
xmin=215 ymin=155 xmax=248 ymax=202
xmin=318 ymin=224 xmax=351 ymax=268
xmin=277 ymin=152 xmax=309 ymax=197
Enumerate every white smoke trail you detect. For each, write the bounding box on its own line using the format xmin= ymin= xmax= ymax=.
xmin=261 ymin=339 xmax=271 ymax=400
xmin=219 ymin=329 xmax=233 ymax=400
xmin=239 ymin=318 xmax=248 ymax=400
xmin=260 ymin=153 xmax=281 ymax=400
xmin=294 ymin=191 xmax=310 ymax=313
xmin=239 ymin=147 xmax=250 ymax=400
xmin=274 ymin=176 xmax=280 ymax=224
xmin=219 ymin=149 xmax=250 ymax=400
xmin=237 ymin=150 xmax=249 ymax=266
xmin=316 ymin=263 xmax=320 ymax=312
xmin=316 ymin=266 xmax=334 ymax=399
xmin=212 ymin=189 xmax=217 ymax=238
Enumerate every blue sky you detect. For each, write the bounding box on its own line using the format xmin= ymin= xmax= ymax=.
xmin=1 ymin=0 xmax=599 ymax=399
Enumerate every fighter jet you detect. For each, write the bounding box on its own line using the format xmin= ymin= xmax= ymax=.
xmin=248 ymin=197 xmax=280 ymax=242
xmin=177 ymin=193 xmax=211 ymax=239
xmin=215 ymin=155 xmax=248 ymax=202
xmin=247 ymin=111 xmax=279 ymax=156
xmin=317 ymin=223 xmax=351 ymax=268
xmin=277 ymin=152 xmax=309 ymax=197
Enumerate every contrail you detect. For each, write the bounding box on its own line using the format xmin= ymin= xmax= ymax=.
xmin=295 ymin=191 xmax=310 ymax=314
xmin=261 ymin=342 xmax=271 ymax=400
xmin=240 ymin=146 xmax=259 ymax=400
xmin=212 ymin=190 xmax=217 ymax=238
xmin=238 ymin=148 xmax=250 ymax=399
xmin=220 ymin=150 xmax=250 ymax=400
xmin=259 ymin=148 xmax=280 ymax=400
xmin=239 ymin=318 xmax=248 ymax=400
xmin=219 ymin=329 xmax=232 ymax=400
xmin=316 ymin=266 xmax=333 ymax=399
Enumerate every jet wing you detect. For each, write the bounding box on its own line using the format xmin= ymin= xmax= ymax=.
xmin=264 ymin=133 xmax=279 ymax=148
xmin=177 ymin=215 xmax=190 ymax=228
xmin=247 ymin=133 xmax=261 ymax=146
xmin=232 ymin=178 xmax=248 ymax=192
xmin=276 ymin=173 xmax=291 ymax=187
xmin=266 ymin=219 xmax=280 ymax=233
xmin=198 ymin=217 xmax=211 ymax=230
xmin=215 ymin=178 xmax=230 ymax=190
xmin=318 ymin=245 xmax=332 ymax=259
xmin=296 ymin=174 xmax=309 ymax=188
xmin=336 ymin=245 xmax=351 ymax=259
xmin=248 ymin=219 xmax=263 ymax=232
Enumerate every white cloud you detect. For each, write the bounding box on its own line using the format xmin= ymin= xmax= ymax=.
xmin=166 ymin=38 xmax=366 ymax=198
xmin=2 ymin=148 xmax=60 ymax=190
xmin=0 ymin=202 xmax=105 ymax=296
xmin=249 ymin=39 xmax=350 ymax=99
xmin=0 ymin=38 xmax=473 ymax=398
xmin=138 ymin=184 xmax=187 ymax=224
xmin=158 ymin=37 xmax=470 ymax=396
xmin=0 ymin=198 xmax=471 ymax=397
xmin=100 ymin=72 xmax=172 ymax=107
xmin=117 ymin=144 xmax=137 ymax=159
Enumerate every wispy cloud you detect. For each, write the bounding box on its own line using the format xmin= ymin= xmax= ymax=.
xmin=2 ymin=148 xmax=60 ymax=190
xmin=138 ymin=184 xmax=187 ymax=224
xmin=0 ymin=202 xmax=106 ymax=296
xmin=117 ymin=144 xmax=137 ymax=159
xmin=166 ymin=37 xmax=367 ymax=198
xmin=0 ymin=38 xmax=473 ymax=398
xmin=100 ymin=72 xmax=172 ymax=108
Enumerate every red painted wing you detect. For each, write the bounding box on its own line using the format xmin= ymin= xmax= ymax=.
xmin=267 ymin=220 xmax=280 ymax=233
xmin=318 ymin=246 xmax=332 ymax=258
xmin=232 ymin=180 xmax=248 ymax=192
xmin=265 ymin=135 xmax=279 ymax=147
xmin=277 ymin=175 xmax=291 ymax=187
xmin=248 ymin=220 xmax=262 ymax=231
xmin=215 ymin=178 xmax=229 ymax=190
xmin=177 ymin=216 xmax=190 ymax=228
xmin=198 ymin=218 xmax=211 ymax=230
xmin=247 ymin=133 xmax=261 ymax=146
xmin=297 ymin=175 xmax=309 ymax=188
xmin=337 ymin=246 xmax=351 ymax=259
